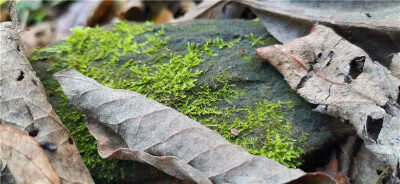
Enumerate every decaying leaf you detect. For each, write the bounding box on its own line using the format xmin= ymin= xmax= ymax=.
xmin=322 ymin=153 xmax=349 ymax=184
xmin=256 ymin=25 xmax=400 ymax=179
xmin=86 ymin=0 xmax=116 ymax=27
xmin=54 ymin=68 xmax=320 ymax=184
xmin=152 ymin=8 xmax=174 ymax=24
xmin=0 ymin=19 xmax=94 ymax=183
xmin=116 ymin=0 xmax=145 ymax=21
xmin=19 ymin=21 xmax=58 ymax=55
xmin=172 ymin=1 xmax=223 ymax=22
xmin=230 ymin=128 xmax=240 ymax=136
xmin=0 ymin=124 xmax=61 ymax=184
xmin=239 ymin=0 xmax=400 ymax=67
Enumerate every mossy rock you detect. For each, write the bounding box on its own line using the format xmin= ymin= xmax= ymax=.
xmin=30 ymin=19 xmax=353 ymax=182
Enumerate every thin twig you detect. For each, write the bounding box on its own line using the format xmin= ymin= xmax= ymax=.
xmin=373 ymin=167 xmax=390 ymax=184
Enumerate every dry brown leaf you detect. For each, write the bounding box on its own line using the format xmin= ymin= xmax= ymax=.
xmin=117 ymin=0 xmax=145 ymax=21
xmin=86 ymin=0 xmax=116 ymax=27
xmin=0 ymin=19 xmax=94 ymax=183
xmin=179 ymin=1 xmax=197 ymax=15
xmin=153 ymin=8 xmax=174 ymax=24
xmin=54 ymin=68 xmax=317 ymax=184
xmin=238 ymin=0 xmax=400 ymax=67
xmin=172 ymin=1 xmax=224 ymax=23
xmin=19 ymin=22 xmax=57 ymax=55
xmin=0 ymin=9 xmax=10 ymax=22
xmin=324 ymin=153 xmax=349 ymax=184
xmin=1 ymin=124 xmax=61 ymax=184
xmin=230 ymin=128 xmax=240 ymax=136
xmin=256 ymin=24 xmax=400 ymax=178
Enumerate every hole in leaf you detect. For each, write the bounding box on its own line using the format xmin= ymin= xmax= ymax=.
xmin=325 ymin=51 xmax=334 ymax=67
xmin=326 ymin=61 xmax=331 ymax=67
xmin=327 ymin=51 xmax=334 ymax=58
xmin=344 ymin=76 xmax=352 ymax=83
xmin=17 ymin=71 xmax=24 ymax=81
xmin=307 ymin=65 xmax=314 ymax=72
xmin=40 ymin=141 xmax=57 ymax=152
xmin=28 ymin=128 xmax=39 ymax=137
xmin=31 ymin=79 xmax=38 ymax=86
xmin=366 ymin=116 xmax=383 ymax=142
xmin=296 ymin=75 xmax=312 ymax=89
xmin=68 ymin=137 xmax=74 ymax=144
xmin=349 ymin=56 xmax=365 ymax=79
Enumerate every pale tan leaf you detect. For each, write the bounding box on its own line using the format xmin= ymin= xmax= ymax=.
xmin=1 ymin=124 xmax=61 ymax=184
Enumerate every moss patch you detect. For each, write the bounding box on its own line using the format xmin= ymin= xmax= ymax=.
xmin=30 ymin=20 xmax=306 ymax=181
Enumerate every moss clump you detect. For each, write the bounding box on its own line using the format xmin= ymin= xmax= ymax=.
xmin=244 ymin=33 xmax=280 ymax=46
xmin=203 ymin=100 xmax=306 ymax=168
xmin=30 ymin=20 xmax=306 ymax=181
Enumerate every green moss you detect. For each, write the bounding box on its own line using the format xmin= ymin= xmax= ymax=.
xmin=203 ymin=101 xmax=307 ymax=168
xmin=252 ymin=18 xmax=261 ymax=23
xmin=30 ymin=20 xmax=306 ymax=181
xmin=242 ymin=55 xmax=252 ymax=63
xmin=244 ymin=33 xmax=280 ymax=46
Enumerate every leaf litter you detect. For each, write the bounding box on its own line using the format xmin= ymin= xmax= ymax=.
xmin=256 ymin=24 xmax=400 ymax=182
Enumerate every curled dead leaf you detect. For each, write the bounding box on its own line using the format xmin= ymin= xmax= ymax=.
xmin=256 ymin=24 xmax=400 ymax=180
xmin=0 ymin=124 xmax=61 ymax=184
xmin=239 ymin=0 xmax=400 ymax=66
xmin=230 ymin=128 xmax=240 ymax=136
